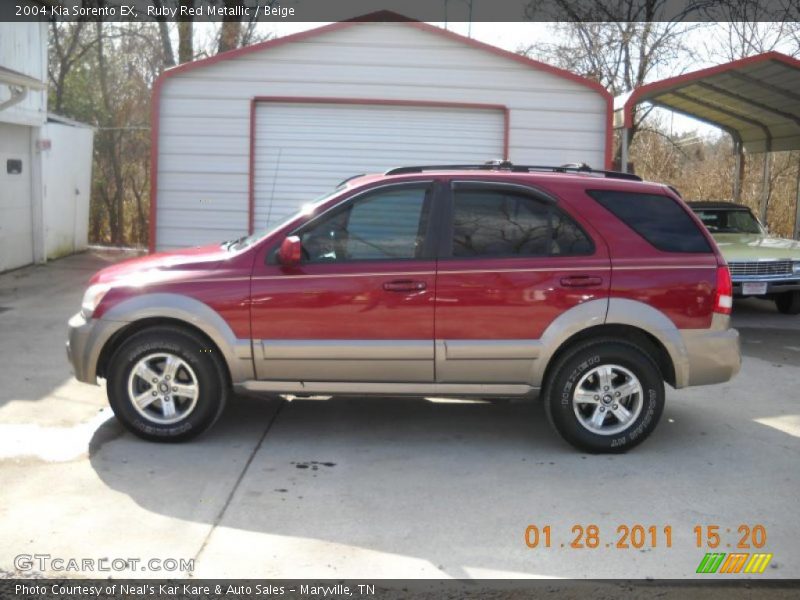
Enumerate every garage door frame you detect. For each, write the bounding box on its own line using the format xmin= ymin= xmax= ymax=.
xmin=246 ymin=96 xmax=510 ymax=235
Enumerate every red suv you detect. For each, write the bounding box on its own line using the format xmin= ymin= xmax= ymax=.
xmin=67 ymin=162 xmax=740 ymax=452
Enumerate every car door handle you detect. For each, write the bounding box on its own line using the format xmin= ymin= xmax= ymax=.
xmin=383 ymin=280 xmax=427 ymax=292
xmin=560 ymin=275 xmax=603 ymax=288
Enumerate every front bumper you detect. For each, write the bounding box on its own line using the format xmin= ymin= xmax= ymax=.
xmin=679 ymin=315 xmax=741 ymax=387
xmin=67 ymin=312 xmax=128 ymax=384
xmin=732 ymin=277 xmax=800 ymax=295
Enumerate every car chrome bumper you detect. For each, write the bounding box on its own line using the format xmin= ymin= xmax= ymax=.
xmin=732 ymin=278 xmax=800 ymax=295
xmin=67 ymin=312 xmax=127 ymax=384
xmin=679 ymin=314 xmax=741 ymax=387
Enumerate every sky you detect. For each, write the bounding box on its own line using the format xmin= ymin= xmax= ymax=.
xmin=260 ymin=21 xmax=718 ymax=136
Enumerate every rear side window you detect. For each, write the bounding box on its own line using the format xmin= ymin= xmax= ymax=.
xmin=451 ymin=188 xmax=593 ymax=258
xmin=588 ymin=190 xmax=711 ymax=253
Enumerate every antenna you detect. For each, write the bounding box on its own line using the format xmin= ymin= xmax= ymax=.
xmin=265 ymin=148 xmax=282 ymax=229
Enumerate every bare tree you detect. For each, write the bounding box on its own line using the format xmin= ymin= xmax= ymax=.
xmin=151 ymin=0 xmax=176 ymax=66
xmin=522 ymin=1 xmax=706 ymax=165
xmin=95 ymin=22 xmax=126 ymax=245
xmin=218 ymin=0 xmax=243 ymax=53
xmin=696 ymin=0 xmax=800 ymax=60
xmin=49 ymin=22 xmax=97 ymax=113
xmin=177 ymin=0 xmax=195 ymax=63
xmin=50 ymin=9 xmax=270 ymax=247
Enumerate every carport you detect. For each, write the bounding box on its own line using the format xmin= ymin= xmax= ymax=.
xmin=615 ymin=52 xmax=800 ymax=239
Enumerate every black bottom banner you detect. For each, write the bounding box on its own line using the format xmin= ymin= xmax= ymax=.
xmin=2 ymin=580 xmax=800 ymax=600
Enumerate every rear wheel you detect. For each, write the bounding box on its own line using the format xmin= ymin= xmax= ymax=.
xmin=545 ymin=339 xmax=665 ymax=453
xmin=107 ymin=327 xmax=228 ymax=442
xmin=775 ymin=291 xmax=800 ymax=315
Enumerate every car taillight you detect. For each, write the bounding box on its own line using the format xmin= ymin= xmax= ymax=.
xmin=714 ymin=266 xmax=733 ymax=315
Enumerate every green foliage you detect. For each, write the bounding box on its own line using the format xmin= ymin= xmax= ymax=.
xmin=49 ymin=22 xmax=168 ymax=247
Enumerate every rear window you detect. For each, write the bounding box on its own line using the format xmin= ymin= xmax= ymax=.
xmin=588 ymin=190 xmax=712 ymax=253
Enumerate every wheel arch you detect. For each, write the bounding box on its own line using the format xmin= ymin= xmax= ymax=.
xmin=96 ymin=293 xmax=254 ymax=383
xmin=535 ymin=298 xmax=687 ymax=390
xmin=541 ymin=323 xmax=677 ymax=392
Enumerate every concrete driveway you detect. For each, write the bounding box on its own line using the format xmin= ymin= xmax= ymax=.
xmin=0 ymin=250 xmax=798 ymax=580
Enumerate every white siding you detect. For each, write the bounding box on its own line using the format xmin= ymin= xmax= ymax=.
xmin=155 ymin=22 xmax=608 ymax=250
xmin=0 ymin=22 xmax=48 ymax=127
xmin=0 ymin=123 xmax=34 ymax=271
xmin=253 ymin=102 xmax=504 ymax=229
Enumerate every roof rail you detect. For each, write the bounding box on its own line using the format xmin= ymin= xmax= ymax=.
xmin=336 ymin=173 xmax=366 ymax=187
xmin=384 ymin=160 xmax=642 ymax=181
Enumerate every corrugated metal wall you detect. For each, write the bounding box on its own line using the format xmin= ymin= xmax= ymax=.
xmin=253 ymin=103 xmax=504 ymax=230
xmin=155 ymin=22 xmax=608 ymax=250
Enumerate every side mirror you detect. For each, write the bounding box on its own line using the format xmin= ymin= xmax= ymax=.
xmin=278 ymin=235 xmax=302 ymax=266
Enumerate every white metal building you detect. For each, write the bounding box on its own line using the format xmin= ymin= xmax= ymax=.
xmin=151 ymin=18 xmax=612 ymax=251
xmin=0 ymin=23 xmax=95 ymax=272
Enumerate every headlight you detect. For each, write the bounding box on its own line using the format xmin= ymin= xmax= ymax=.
xmin=81 ymin=283 xmax=110 ymax=318
xmin=793 ymin=262 xmax=800 ymax=274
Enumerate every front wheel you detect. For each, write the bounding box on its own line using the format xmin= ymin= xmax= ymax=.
xmin=775 ymin=291 xmax=800 ymax=315
xmin=107 ymin=327 xmax=228 ymax=442
xmin=545 ymin=340 xmax=665 ymax=453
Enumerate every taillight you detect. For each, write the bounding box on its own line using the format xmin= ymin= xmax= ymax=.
xmin=714 ymin=266 xmax=733 ymax=315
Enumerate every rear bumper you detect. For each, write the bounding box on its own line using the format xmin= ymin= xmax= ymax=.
xmin=678 ymin=315 xmax=741 ymax=387
xmin=67 ymin=312 xmax=127 ymax=384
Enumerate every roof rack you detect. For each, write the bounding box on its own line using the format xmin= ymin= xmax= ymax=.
xmin=336 ymin=173 xmax=366 ymax=187
xmin=384 ymin=160 xmax=642 ymax=181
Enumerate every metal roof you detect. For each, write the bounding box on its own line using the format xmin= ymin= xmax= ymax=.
xmin=618 ymin=52 xmax=800 ymax=153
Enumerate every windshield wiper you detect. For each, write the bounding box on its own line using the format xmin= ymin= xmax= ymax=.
xmin=221 ymin=236 xmax=248 ymax=250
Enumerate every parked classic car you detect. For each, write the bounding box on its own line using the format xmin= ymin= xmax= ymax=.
xmin=688 ymin=201 xmax=800 ymax=315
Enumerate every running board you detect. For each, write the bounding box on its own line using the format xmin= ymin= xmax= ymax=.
xmin=238 ymin=381 xmax=537 ymax=397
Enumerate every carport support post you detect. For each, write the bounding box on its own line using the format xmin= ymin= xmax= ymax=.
xmin=794 ymin=157 xmax=800 ymax=240
xmin=759 ymin=151 xmax=771 ymax=225
xmin=732 ymin=140 xmax=743 ymax=204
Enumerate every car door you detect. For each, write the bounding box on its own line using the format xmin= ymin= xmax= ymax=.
xmin=250 ymin=181 xmax=438 ymax=383
xmin=434 ymin=180 xmax=610 ymax=384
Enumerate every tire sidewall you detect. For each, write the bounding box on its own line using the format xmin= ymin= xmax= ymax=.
xmin=775 ymin=291 xmax=800 ymax=315
xmin=549 ymin=343 xmax=664 ymax=453
xmin=108 ymin=331 xmax=224 ymax=442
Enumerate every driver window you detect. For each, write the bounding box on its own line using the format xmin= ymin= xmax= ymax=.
xmin=299 ymin=185 xmax=430 ymax=262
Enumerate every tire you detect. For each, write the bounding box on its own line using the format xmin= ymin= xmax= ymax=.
xmin=544 ymin=339 xmax=665 ymax=453
xmin=775 ymin=291 xmax=800 ymax=315
xmin=106 ymin=326 xmax=228 ymax=442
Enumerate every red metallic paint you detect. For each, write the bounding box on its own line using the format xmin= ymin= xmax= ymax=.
xmin=90 ymin=245 xmax=255 ymax=339
xmin=278 ymin=236 xmax=302 ymax=266
xmin=98 ymin=171 xmax=724 ymax=354
xmin=435 ymin=256 xmax=611 ymax=340
xmin=548 ymin=178 xmax=723 ymax=329
xmin=149 ymin=13 xmax=614 ymax=252
xmin=249 ymin=262 xmax=437 ymax=341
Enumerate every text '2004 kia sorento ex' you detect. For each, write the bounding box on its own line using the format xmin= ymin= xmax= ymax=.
xmin=67 ymin=162 xmax=741 ymax=453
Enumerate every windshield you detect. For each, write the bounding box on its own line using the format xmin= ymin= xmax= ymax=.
xmin=692 ymin=208 xmax=764 ymax=235
xmin=221 ymin=189 xmax=342 ymax=251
